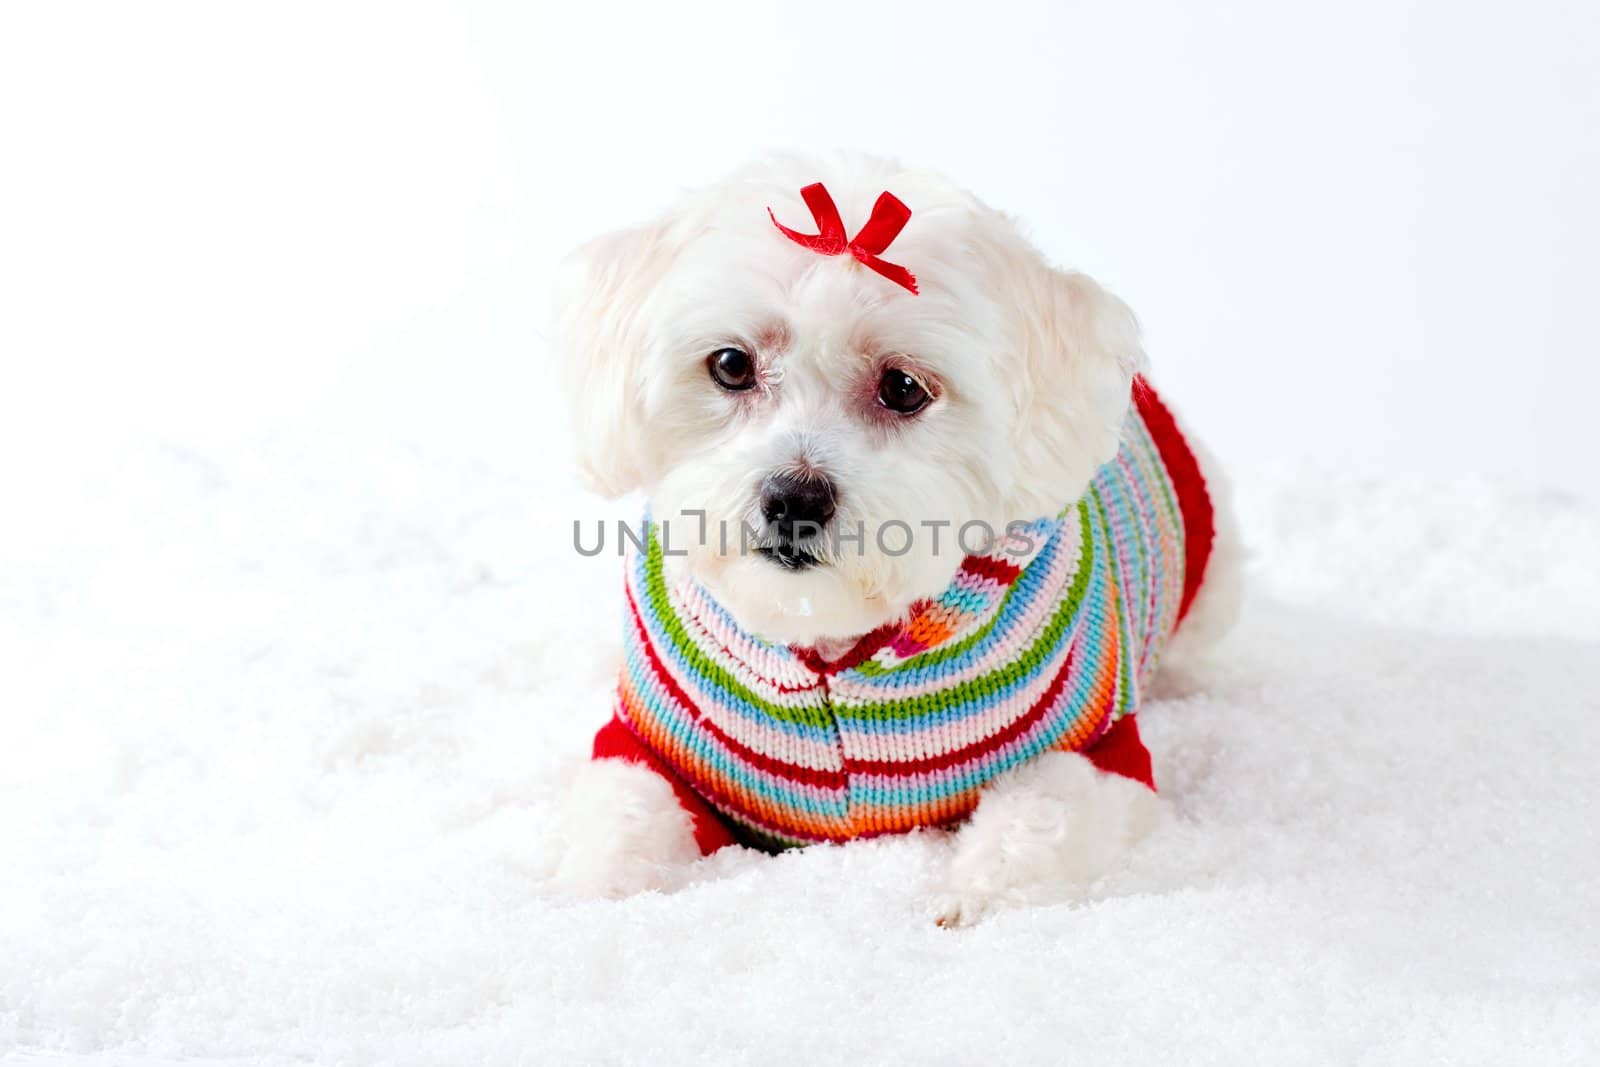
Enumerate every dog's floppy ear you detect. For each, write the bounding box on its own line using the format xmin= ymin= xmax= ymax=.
xmin=553 ymin=223 xmax=679 ymax=497
xmin=991 ymin=239 xmax=1146 ymax=520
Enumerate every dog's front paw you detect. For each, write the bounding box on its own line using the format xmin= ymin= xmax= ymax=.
xmin=934 ymin=750 xmax=1166 ymax=927
xmin=545 ymin=758 xmax=703 ymax=899
xmin=931 ymin=888 xmax=989 ymax=929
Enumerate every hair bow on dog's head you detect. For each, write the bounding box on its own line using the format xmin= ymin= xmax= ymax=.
xmin=768 ymin=182 xmax=919 ymax=295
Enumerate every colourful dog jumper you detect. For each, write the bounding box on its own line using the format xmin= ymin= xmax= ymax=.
xmin=592 ymin=379 xmax=1215 ymax=853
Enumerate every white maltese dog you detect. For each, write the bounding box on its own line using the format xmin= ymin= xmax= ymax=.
xmin=550 ymin=153 xmax=1239 ymax=924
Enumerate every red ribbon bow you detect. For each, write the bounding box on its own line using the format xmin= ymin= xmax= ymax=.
xmin=768 ymin=182 xmax=919 ymax=295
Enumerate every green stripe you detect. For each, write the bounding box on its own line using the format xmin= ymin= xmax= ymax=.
xmin=1128 ymin=419 xmax=1182 ymax=534
xmin=1088 ymin=487 xmax=1137 ymax=716
xmin=1101 ymin=441 xmax=1154 ymax=645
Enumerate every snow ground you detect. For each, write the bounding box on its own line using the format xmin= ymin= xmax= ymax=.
xmin=2 ymin=431 xmax=1598 ymax=1066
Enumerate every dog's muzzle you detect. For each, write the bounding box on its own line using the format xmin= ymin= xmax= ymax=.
xmin=757 ymin=471 xmax=835 ymax=570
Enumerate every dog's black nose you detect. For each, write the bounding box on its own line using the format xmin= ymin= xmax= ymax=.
xmin=760 ymin=472 xmax=836 ymax=534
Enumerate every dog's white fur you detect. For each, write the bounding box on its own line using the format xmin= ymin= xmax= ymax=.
xmin=546 ymin=758 xmax=703 ymax=899
xmin=549 ymin=154 xmax=1239 ymax=920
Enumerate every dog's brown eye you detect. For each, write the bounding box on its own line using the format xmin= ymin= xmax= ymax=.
xmin=708 ymin=347 xmax=757 ymax=392
xmin=877 ymin=369 xmax=930 ymax=415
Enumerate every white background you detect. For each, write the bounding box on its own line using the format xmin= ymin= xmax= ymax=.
xmin=4 ymin=5 xmax=1600 ymax=1062
xmin=3 ymin=0 xmax=1598 ymax=498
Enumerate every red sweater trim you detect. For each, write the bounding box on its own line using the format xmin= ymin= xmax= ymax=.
xmin=1132 ymin=376 xmax=1214 ymax=624
xmin=592 ymin=714 xmax=741 ymax=854
xmin=1084 ymin=714 xmax=1155 ymax=790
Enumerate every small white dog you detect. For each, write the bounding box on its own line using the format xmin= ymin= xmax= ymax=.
xmin=550 ymin=154 xmax=1239 ymax=924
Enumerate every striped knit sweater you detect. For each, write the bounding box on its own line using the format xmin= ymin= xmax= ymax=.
xmin=592 ymin=379 xmax=1214 ymax=853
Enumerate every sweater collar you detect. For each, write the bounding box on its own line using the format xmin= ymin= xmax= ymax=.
xmin=786 ymin=513 xmax=1067 ymax=677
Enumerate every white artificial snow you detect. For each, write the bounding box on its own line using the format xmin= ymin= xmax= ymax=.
xmin=2 ymin=433 xmax=1598 ymax=1066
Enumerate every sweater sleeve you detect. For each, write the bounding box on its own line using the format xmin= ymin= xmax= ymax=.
xmin=591 ymin=713 xmax=741 ymax=855
xmin=1084 ymin=713 xmax=1157 ymax=791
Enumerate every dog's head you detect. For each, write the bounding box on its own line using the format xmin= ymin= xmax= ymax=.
xmin=556 ymin=155 xmax=1142 ymax=646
